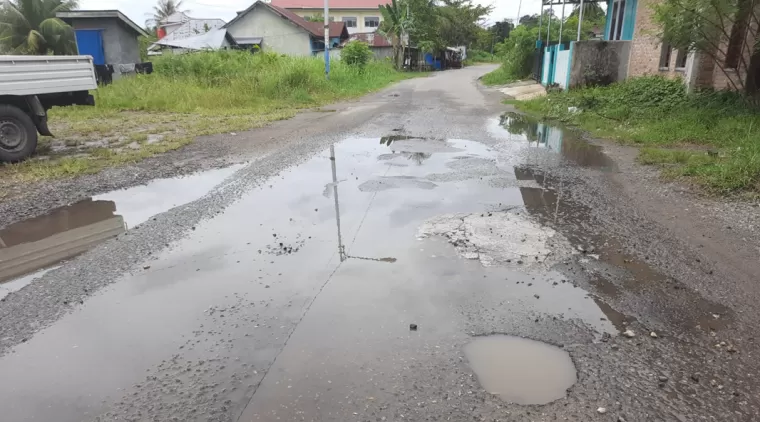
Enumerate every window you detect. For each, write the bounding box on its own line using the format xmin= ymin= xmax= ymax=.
xmin=726 ymin=0 xmax=751 ymax=69
xmin=659 ymin=44 xmax=673 ymax=70
xmin=342 ymin=17 xmax=357 ymax=28
xmin=675 ymin=49 xmax=688 ymax=70
xmin=608 ymin=0 xmax=626 ymax=41
xmin=365 ymin=16 xmax=380 ymax=28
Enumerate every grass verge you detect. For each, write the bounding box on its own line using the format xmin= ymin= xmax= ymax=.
xmin=516 ymin=76 xmax=760 ymax=195
xmin=1 ymin=51 xmax=419 ymax=190
xmin=480 ymin=64 xmax=517 ymax=86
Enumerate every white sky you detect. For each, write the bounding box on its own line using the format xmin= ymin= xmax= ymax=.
xmin=80 ymin=0 xmax=551 ymax=28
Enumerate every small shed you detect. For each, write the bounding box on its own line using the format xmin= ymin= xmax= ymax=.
xmin=57 ymin=10 xmax=149 ymax=80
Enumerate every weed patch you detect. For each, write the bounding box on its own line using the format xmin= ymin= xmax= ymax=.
xmin=518 ymin=76 xmax=760 ymax=195
xmin=1 ymin=51 xmax=418 ymax=189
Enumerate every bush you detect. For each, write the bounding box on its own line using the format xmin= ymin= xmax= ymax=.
xmin=341 ymin=41 xmax=374 ymax=69
xmin=518 ymin=76 xmax=760 ymax=194
xmin=91 ymin=50 xmax=408 ymax=113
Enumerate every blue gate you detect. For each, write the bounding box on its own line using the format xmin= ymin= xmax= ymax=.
xmin=75 ymin=29 xmax=105 ymax=65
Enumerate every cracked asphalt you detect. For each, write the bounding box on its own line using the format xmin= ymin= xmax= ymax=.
xmin=1 ymin=65 xmax=759 ymax=422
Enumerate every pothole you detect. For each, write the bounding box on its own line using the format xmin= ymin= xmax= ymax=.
xmin=464 ymin=335 xmax=577 ymax=405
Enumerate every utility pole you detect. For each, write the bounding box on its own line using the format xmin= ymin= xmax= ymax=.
xmin=577 ymin=0 xmax=584 ymax=41
xmin=559 ymin=0 xmax=566 ymax=45
xmin=516 ymin=0 xmax=523 ymax=25
xmin=324 ymin=0 xmax=330 ymax=79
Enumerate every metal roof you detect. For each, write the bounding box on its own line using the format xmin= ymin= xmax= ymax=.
xmin=155 ymin=28 xmax=231 ymax=50
xmin=225 ymin=1 xmax=349 ymax=39
xmin=56 ymin=10 xmax=149 ymax=37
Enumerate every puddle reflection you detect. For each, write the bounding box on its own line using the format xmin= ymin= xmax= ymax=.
xmin=500 ymin=112 xmax=615 ymax=169
xmin=515 ymin=165 xmax=732 ymax=332
xmin=0 ymin=165 xmax=242 ymax=287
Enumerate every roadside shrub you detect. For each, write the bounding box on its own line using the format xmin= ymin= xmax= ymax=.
xmin=518 ymin=75 xmax=760 ymax=194
xmin=92 ymin=50 xmax=410 ymax=113
xmin=341 ymin=41 xmax=374 ymax=69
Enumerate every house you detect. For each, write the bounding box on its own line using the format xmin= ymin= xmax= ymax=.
xmin=152 ymin=12 xmax=226 ymax=48
xmin=57 ymin=10 xmax=148 ymax=80
xmin=537 ymin=0 xmax=760 ymax=93
xmin=224 ymin=1 xmax=349 ymax=56
xmin=350 ymin=32 xmax=393 ymax=59
xmin=270 ymin=0 xmax=390 ymax=34
xmin=153 ymin=29 xmax=240 ymax=54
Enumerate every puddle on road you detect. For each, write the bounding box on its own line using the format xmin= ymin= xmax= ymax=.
xmin=499 ymin=112 xmax=615 ymax=170
xmin=515 ymin=164 xmax=733 ymax=332
xmin=0 ymin=165 xmax=242 ymax=287
xmin=465 ymin=335 xmax=577 ymax=405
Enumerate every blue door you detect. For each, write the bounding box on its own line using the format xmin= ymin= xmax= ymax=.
xmin=75 ymin=29 xmax=105 ymax=65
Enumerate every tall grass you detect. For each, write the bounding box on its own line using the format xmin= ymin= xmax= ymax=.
xmin=93 ymin=51 xmax=409 ymax=114
xmin=518 ymin=76 xmax=760 ymax=195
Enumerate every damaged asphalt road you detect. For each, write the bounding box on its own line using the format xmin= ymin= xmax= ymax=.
xmin=1 ymin=65 xmax=759 ymax=422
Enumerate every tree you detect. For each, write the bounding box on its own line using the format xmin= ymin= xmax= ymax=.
xmin=436 ymin=0 xmax=492 ymax=47
xmin=379 ymin=0 xmax=414 ymax=68
xmin=653 ymin=0 xmax=759 ymax=93
xmin=0 ymin=0 xmax=78 ymax=55
xmin=146 ymin=0 xmax=185 ymax=28
xmin=304 ymin=13 xmax=324 ymax=22
xmin=569 ymin=2 xmax=606 ymax=21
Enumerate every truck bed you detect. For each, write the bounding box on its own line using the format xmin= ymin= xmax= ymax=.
xmin=0 ymin=55 xmax=98 ymax=96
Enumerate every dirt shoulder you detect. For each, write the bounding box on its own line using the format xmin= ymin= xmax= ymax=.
xmin=0 ymin=91 xmax=394 ymax=229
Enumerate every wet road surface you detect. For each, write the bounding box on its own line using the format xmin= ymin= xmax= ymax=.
xmin=0 ymin=66 xmax=758 ymax=422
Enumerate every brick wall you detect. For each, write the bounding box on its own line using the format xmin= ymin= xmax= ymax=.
xmin=626 ymin=0 xmax=760 ymax=92
xmin=627 ymin=0 xmax=686 ymax=80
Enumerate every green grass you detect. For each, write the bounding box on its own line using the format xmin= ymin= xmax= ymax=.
xmin=517 ymin=76 xmax=760 ymax=195
xmin=0 ymin=51 xmax=418 ymax=189
xmin=480 ymin=63 xmax=518 ymax=86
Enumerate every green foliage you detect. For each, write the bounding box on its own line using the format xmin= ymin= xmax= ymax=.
xmin=518 ymin=76 xmax=760 ymax=194
xmin=652 ymin=0 xmax=752 ymax=92
xmin=304 ymin=13 xmax=324 ymax=23
xmin=92 ymin=50 xmax=414 ymax=112
xmin=342 ymin=40 xmax=374 ymax=69
xmin=0 ymin=0 xmax=78 ymax=55
xmin=468 ymin=49 xmax=498 ymax=63
xmin=481 ymin=8 xmax=606 ymax=86
xmin=139 ymin=34 xmax=158 ymax=62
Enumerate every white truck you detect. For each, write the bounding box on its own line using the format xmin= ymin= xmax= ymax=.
xmin=0 ymin=55 xmax=98 ymax=162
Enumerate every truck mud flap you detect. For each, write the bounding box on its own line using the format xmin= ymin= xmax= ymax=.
xmin=26 ymin=95 xmax=53 ymax=137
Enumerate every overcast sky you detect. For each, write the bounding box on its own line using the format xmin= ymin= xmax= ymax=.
xmin=80 ymin=0 xmax=551 ymax=28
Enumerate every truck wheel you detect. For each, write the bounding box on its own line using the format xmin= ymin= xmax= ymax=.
xmin=0 ymin=105 xmax=38 ymax=163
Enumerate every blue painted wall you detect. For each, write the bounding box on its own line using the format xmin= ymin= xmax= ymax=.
xmin=75 ymin=29 xmax=105 ymax=65
xmin=605 ymin=0 xmax=638 ymax=41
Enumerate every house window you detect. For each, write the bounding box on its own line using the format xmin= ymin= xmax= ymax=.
xmin=726 ymin=0 xmax=750 ymax=69
xmin=365 ymin=16 xmax=380 ymax=28
xmin=659 ymin=44 xmax=672 ymax=70
xmin=342 ymin=17 xmax=357 ymax=28
xmin=608 ymin=0 xmax=626 ymax=41
xmin=675 ymin=49 xmax=688 ymax=70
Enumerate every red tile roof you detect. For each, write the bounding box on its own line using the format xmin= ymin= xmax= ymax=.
xmin=226 ymin=1 xmax=348 ymax=39
xmin=271 ymin=0 xmax=390 ymax=9
xmin=270 ymin=5 xmax=347 ymax=38
xmin=350 ymin=32 xmax=392 ymax=47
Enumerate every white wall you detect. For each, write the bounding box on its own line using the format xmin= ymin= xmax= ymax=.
xmin=227 ymin=5 xmax=312 ymax=56
xmin=555 ymin=50 xmax=570 ymax=89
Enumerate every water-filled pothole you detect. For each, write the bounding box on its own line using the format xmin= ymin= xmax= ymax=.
xmin=465 ymin=335 xmax=577 ymax=405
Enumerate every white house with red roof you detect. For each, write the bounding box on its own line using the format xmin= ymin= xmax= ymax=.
xmin=224 ymin=1 xmax=349 ymax=56
xmin=270 ymin=0 xmax=390 ymax=34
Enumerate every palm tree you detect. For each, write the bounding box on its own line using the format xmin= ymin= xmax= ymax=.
xmin=146 ymin=0 xmax=186 ymax=28
xmin=379 ymin=0 xmax=413 ymax=69
xmin=570 ymin=2 xmax=605 ymax=21
xmin=0 ymin=0 xmax=79 ymax=55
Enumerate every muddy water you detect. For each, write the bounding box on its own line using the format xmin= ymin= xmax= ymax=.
xmin=0 ymin=165 xmax=242 ymax=291
xmin=0 ymin=134 xmax=625 ymax=421
xmin=464 ymin=335 xmax=576 ymax=404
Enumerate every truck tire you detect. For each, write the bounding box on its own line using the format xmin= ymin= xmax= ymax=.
xmin=0 ymin=104 xmax=38 ymax=162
